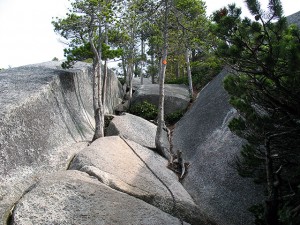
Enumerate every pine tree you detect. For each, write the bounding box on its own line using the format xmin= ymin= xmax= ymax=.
xmin=212 ymin=1 xmax=300 ymax=224
xmin=52 ymin=0 xmax=122 ymax=141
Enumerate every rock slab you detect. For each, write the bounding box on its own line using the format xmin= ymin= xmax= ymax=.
xmin=105 ymin=113 xmax=169 ymax=150
xmin=130 ymin=84 xmax=190 ymax=115
xmin=11 ymin=170 xmax=188 ymax=225
xmin=172 ymin=68 xmax=264 ymax=225
xmin=0 ymin=61 xmax=123 ymax=223
xmin=69 ymin=136 xmax=211 ymax=224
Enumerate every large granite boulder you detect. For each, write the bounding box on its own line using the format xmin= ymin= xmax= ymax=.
xmin=130 ymin=84 xmax=190 ymax=115
xmin=69 ymin=136 xmax=213 ymax=225
xmin=0 ymin=142 xmax=89 ymax=224
xmin=172 ymin=68 xmax=264 ymax=225
xmin=105 ymin=113 xmax=169 ymax=151
xmin=10 ymin=170 xmax=189 ymax=225
xmin=0 ymin=61 xmax=123 ymax=223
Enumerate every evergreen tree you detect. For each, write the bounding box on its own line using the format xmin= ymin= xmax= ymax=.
xmin=52 ymin=0 xmax=122 ymax=141
xmin=212 ymin=1 xmax=300 ymax=224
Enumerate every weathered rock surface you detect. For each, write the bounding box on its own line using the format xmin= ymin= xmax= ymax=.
xmin=130 ymin=84 xmax=190 ymax=115
xmin=105 ymin=113 xmax=169 ymax=151
xmin=0 ymin=61 xmax=123 ymax=223
xmin=0 ymin=141 xmax=89 ymax=224
xmin=287 ymin=10 xmax=300 ymax=27
xmin=69 ymin=136 xmax=212 ymax=224
xmin=172 ymin=68 xmax=264 ymax=225
xmin=10 ymin=170 xmax=189 ymax=225
xmin=132 ymin=76 xmax=153 ymax=89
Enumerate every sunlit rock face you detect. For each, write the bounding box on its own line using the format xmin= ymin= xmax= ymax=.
xmin=172 ymin=68 xmax=264 ymax=225
xmin=0 ymin=61 xmax=123 ymax=223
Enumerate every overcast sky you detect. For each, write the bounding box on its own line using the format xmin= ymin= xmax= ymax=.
xmin=0 ymin=0 xmax=299 ymax=68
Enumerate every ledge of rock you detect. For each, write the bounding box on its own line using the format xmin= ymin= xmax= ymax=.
xmin=130 ymin=84 xmax=190 ymax=115
xmin=105 ymin=113 xmax=169 ymax=151
xmin=172 ymin=68 xmax=264 ymax=225
xmin=69 ymin=136 xmax=212 ymax=225
xmin=10 ymin=170 xmax=189 ymax=225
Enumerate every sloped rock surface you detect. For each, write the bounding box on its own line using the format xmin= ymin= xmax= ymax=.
xmin=0 ymin=61 xmax=123 ymax=223
xmin=287 ymin=10 xmax=300 ymax=27
xmin=105 ymin=113 xmax=169 ymax=151
xmin=130 ymin=84 xmax=190 ymax=115
xmin=172 ymin=68 xmax=264 ymax=225
xmin=69 ymin=136 xmax=211 ymax=224
xmin=11 ymin=170 xmax=189 ymax=225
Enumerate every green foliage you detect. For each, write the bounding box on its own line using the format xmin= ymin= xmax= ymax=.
xmin=165 ymin=110 xmax=185 ymax=125
xmin=212 ymin=1 xmax=300 ymax=224
xmin=118 ymin=77 xmax=126 ymax=85
xmin=191 ymin=56 xmax=222 ymax=90
xmin=248 ymin=204 xmax=265 ymax=225
xmin=165 ymin=55 xmax=222 ymax=90
xmin=129 ymin=100 xmax=185 ymax=125
xmin=165 ymin=76 xmax=188 ymax=85
xmin=129 ymin=101 xmax=158 ymax=120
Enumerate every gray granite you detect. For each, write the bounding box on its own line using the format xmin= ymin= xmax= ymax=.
xmin=68 ymin=136 xmax=212 ymax=225
xmin=11 ymin=170 xmax=190 ymax=225
xmin=106 ymin=113 xmax=169 ymax=151
xmin=0 ymin=61 xmax=123 ymax=223
xmin=172 ymin=68 xmax=264 ymax=225
xmin=287 ymin=10 xmax=300 ymax=27
xmin=130 ymin=84 xmax=190 ymax=115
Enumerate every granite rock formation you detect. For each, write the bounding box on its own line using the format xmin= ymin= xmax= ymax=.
xmin=130 ymin=84 xmax=190 ymax=115
xmin=172 ymin=68 xmax=264 ymax=225
xmin=0 ymin=61 xmax=123 ymax=223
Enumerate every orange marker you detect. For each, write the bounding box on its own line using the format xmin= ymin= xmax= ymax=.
xmin=162 ymin=59 xmax=167 ymax=65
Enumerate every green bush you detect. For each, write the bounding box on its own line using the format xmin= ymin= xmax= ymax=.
xmin=191 ymin=57 xmax=223 ymax=90
xmin=165 ymin=76 xmax=188 ymax=85
xmin=129 ymin=101 xmax=158 ymax=120
xmin=165 ymin=110 xmax=185 ymax=125
xmin=118 ymin=77 xmax=126 ymax=85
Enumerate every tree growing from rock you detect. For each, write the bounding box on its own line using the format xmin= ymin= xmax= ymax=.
xmin=212 ymin=1 xmax=300 ymax=224
xmin=52 ymin=0 xmax=122 ymax=141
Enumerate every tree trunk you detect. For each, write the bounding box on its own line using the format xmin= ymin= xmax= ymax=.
xmin=122 ymin=54 xmax=127 ymax=88
xmin=176 ymin=60 xmax=180 ymax=78
xmin=265 ymin=137 xmax=279 ymax=225
xmin=151 ymin=53 xmax=155 ymax=84
xmin=102 ymin=23 xmax=109 ymax=110
xmin=155 ymin=0 xmax=170 ymax=159
xmin=141 ymin=35 xmax=144 ymax=85
xmin=185 ymin=47 xmax=193 ymax=98
xmin=89 ymin=20 xmax=104 ymax=141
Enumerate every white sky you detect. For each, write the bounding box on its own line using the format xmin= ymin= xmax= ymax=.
xmin=0 ymin=0 xmax=299 ymax=68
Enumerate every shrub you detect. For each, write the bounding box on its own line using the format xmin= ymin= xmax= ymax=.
xmin=129 ymin=101 xmax=158 ymax=120
xmin=165 ymin=110 xmax=185 ymax=125
xmin=165 ymin=76 xmax=188 ymax=85
xmin=118 ymin=77 xmax=126 ymax=85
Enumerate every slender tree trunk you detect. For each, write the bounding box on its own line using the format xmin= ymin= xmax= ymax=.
xmin=141 ymin=35 xmax=144 ymax=85
xmin=127 ymin=26 xmax=135 ymax=99
xmin=89 ymin=19 xmax=104 ymax=141
xmin=122 ymin=54 xmax=127 ymax=89
xmin=265 ymin=137 xmax=279 ymax=225
xmin=129 ymin=62 xmax=134 ymax=98
xmin=176 ymin=59 xmax=180 ymax=78
xmin=185 ymin=47 xmax=193 ymax=98
xmin=150 ymin=52 xmax=155 ymax=84
xmin=102 ymin=22 xmax=109 ymax=110
xmin=155 ymin=0 xmax=170 ymax=159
